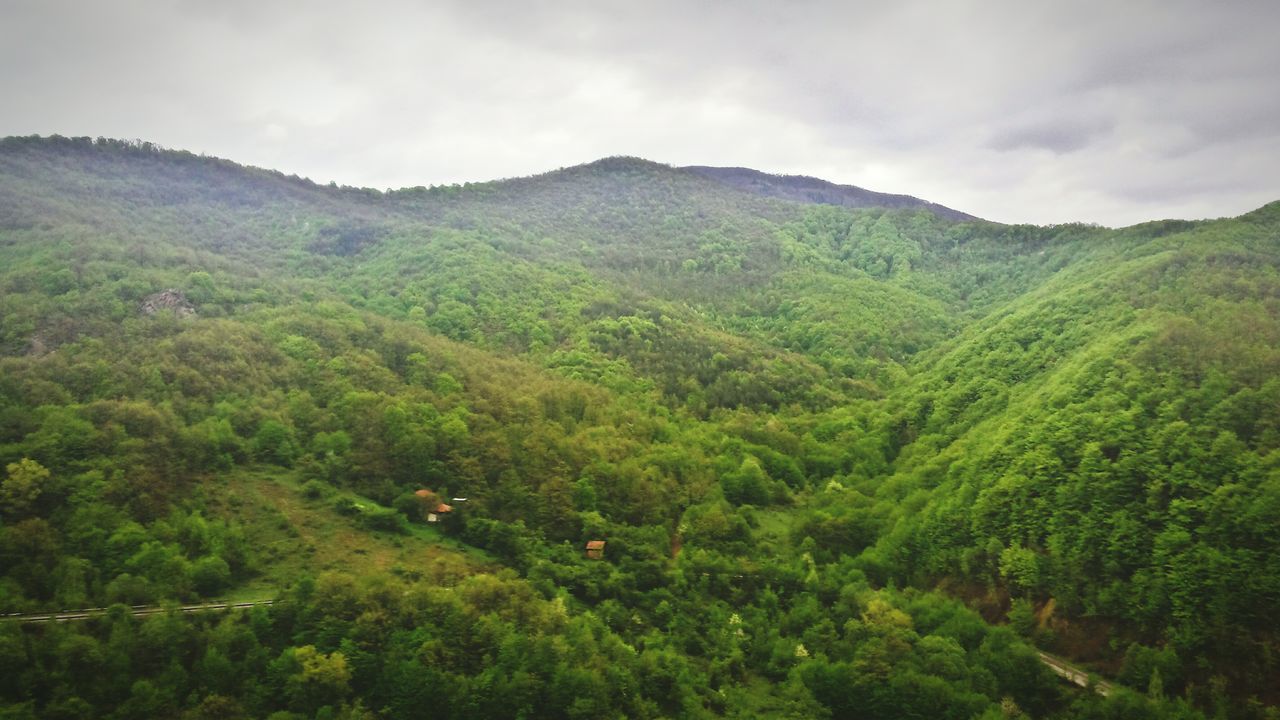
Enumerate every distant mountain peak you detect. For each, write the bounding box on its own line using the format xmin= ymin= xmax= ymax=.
xmin=577 ymin=156 xmax=671 ymax=172
xmin=681 ymin=165 xmax=979 ymax=222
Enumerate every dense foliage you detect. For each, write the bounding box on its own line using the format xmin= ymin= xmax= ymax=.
xmin=1 ymin=135 xmax=1277 ymax=718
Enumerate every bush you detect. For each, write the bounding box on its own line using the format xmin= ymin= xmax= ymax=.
xmin=360 ymin=507 xmax=406 ymax=534
xmin=301 ymin=480 xmax=334 ymax=500
xmin=105 ymin=573 xmax=154 ymax=605
xmin=332 ymin=498 xmax=360 ymax=516
xmin=191 ymin=556 xmax=232 ymax=596
xmin=392 ymin=492 xmax=427 ymax=521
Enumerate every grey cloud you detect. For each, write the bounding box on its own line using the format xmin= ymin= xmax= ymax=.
xmin=988 ymin=117 xmax=1115 ymax=154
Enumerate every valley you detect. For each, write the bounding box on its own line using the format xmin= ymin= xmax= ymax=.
xmin=1 ymin=135 xmax=1277 ymax=719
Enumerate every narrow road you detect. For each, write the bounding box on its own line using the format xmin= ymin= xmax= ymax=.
xmin=1037 ymin=650 xmax=1114 ymax=696
xmin=1 ymin=599 xmax=276 ymax=623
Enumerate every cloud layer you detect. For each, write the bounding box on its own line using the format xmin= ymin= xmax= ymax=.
xmin=3 ymin=0 xmax=1278 ymax=225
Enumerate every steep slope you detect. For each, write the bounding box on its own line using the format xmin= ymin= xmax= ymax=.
xmin=853 ymin=206 xmax=1280 ymax=699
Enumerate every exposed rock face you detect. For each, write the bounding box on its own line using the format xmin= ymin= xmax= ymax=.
xmin=25 ymin=333 xmax=49 ymax=357
xmin=140 ymin=289 xmax=195 ymax=318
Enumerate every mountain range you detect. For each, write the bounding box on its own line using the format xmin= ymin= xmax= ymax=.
xmin=1 ymin=134 xmax=1277 ymax=719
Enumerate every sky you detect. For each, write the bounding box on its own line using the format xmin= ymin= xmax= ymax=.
xmin=3 ymin=0 xmax=1278 ymax=226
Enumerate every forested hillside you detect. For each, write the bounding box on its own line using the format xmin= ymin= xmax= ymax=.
xmin=1 ymin=135 xmax=1276 ymax=719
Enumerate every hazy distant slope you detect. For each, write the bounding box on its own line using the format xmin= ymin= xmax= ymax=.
xmin=387 ymin=156 xmax=806 ymax=275
xmin=683 ymin=164 xmax=979 ymax=222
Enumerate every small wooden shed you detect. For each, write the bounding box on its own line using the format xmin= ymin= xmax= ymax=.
xmin=585 ymin=540 xmax=606 ymax=560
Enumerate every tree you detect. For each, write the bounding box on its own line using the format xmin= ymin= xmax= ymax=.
xmin=999 ymin=546 xmax=1042 ymax=597
xmin=186 ymin=271 xmax=216 ymax=304
xmin=0 ymin=459 xmax=49 ymax=519
xmin=721 ymin=456 xmax=770 ymax=506
xmin=1007 ymin=599 xmax=1036 ymax=637
xmin=253 ymin=421 xmax=298 ymax=467
xmin=282 ymin=645 xmax=352 ymax=713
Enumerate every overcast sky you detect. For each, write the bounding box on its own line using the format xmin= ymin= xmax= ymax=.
xmin=3 ymin=0 xmax=1278 ymax=225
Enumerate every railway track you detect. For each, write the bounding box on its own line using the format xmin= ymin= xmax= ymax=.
xmin=0 ymin=599 xmax=276 ymax=623
xmin=1037 ymin=650 xmax=1113 ymax=696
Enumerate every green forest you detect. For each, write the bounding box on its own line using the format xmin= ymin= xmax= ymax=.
xmin=1 ymin=135 xmax=1278 ymax=719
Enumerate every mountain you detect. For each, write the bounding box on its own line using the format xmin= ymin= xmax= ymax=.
xmin=683 ymin=164 xmax=980 ymax=222
xmin=1 ymin=135 xmax=1278 ymax=719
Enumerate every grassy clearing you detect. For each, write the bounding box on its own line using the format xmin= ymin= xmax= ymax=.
xmin=201 ymin=467 xmax=493 ymax=595
xmin=748 ymin=506 xmax=796 ymax=550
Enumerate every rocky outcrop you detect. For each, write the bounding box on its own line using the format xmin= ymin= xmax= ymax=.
xmin=140 ymin=289 xmax=195 ymax=318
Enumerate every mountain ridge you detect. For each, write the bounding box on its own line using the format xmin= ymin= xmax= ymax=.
xmin=2 ymin=136 xmax=981 ymax=223
xmin=683 ymin=164 xmax=981 ymax=222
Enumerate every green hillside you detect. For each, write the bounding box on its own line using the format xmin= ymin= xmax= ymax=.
xmin=1 ymin=135 xmax=1276 ymax=719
